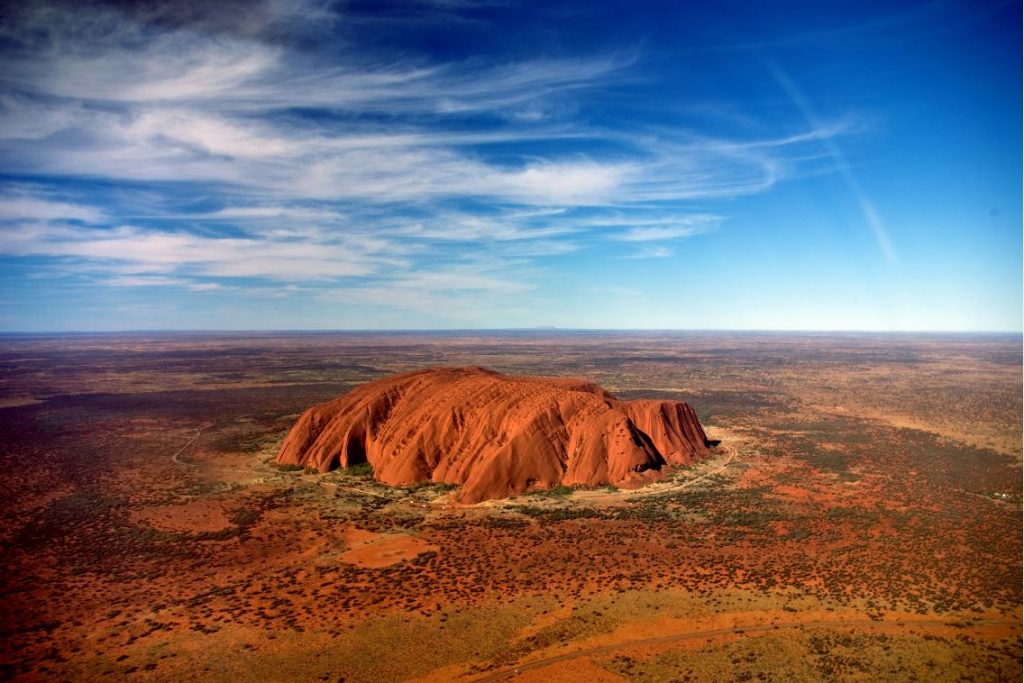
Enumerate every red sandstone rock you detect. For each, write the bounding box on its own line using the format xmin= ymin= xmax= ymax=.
xmin=276 ymin=367 xmax=712 ymax=503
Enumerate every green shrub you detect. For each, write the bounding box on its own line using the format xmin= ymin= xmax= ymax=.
xmin=533 ymin=484 xmax=574 ymax=497
xmin=344 ymin=462 xmax=374 ymax=477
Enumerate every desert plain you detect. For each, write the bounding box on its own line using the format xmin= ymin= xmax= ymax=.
xmin=0 ymin=331 xmax=1020 ymax=681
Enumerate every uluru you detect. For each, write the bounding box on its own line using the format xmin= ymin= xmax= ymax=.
xmin=276 ymin=367 xmax=713 ymax=503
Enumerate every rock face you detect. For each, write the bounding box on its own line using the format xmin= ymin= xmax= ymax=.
xmin=276 ymin=367 xmax=712 ymax=503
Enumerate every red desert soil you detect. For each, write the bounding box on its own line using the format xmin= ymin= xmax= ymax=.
xmin=277 ymin=366 xmax=712 ymax=503
xmin=339 ymin=528 xmax=439 ymax=569
xmin=128 ymin=499 xmax=232 ymax=533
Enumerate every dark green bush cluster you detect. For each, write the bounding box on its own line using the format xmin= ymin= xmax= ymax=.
xmin=531 ymin=484 xmax=574 ymax=497
xmin=343 ymin=462 xmax=374 ymax=477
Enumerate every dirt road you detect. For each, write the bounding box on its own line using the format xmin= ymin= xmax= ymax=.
xmin=170 ymin=428 xmax=201 ymax=468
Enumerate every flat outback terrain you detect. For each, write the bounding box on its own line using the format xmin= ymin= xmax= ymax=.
xmin=0 ymin=331 xmax=1020 ymax=682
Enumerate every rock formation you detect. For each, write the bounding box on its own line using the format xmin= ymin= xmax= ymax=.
xmin=276 ymin=367 xmax=713 ymax=503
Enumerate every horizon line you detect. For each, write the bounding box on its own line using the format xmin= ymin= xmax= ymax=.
xmin=0 ymin=328 xmax=1021 ymax=336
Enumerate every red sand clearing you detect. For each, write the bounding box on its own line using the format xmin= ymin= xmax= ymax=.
xmin=340 ymin=529 xmax=438 ymax=569
xmin=129 ymin=499 xmax=231 ymax=533
xmin=276 ymin=367 xmax=712 ymax=503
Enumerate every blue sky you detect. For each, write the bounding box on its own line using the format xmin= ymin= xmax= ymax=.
xmin=0 ymin=0 xmax=1019 ymax=331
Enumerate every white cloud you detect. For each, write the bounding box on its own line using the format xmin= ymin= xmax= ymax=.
xmin=193 ymin=206 xmax=346 ymax=221
xmin=497 ymin=161 xmax=633 ymax=205
xmin=0 ymin=193 xmax=108 ymax=223
xmin=397 ymin=217 xmax=557 ymax=242
xmin=126 ymin=110 xmax=295 ymax=159
xmin=625 ymin=246 xmax=673 ymax=259
xmin=0 ymin=1 xmax=866 ymax=326
xmin=0 ymin=94 xmax=83 ymax=140
xmin=319 ymin=266 xmax=537 ymax=323
xmin=53 ymin=273 xmax=228 ymax=292
xmin=0 ymin=94 xmax=833 ymax=206
xmin=0 ymin=222 xmax=399 ymax=282
xmin=105 ymin=275 xmax=189 ymax=287
xmin=0 ymin=104 xmax=632 ymax=205
xmin=1 ymin=3 xmax=629 ymax=116
xmin=0 ymin=3 xmax=847 ymax=210
xmin=615 ymin=225 xmax=705 ymax=241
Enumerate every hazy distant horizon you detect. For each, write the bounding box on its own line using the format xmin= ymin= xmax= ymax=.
xmin=2 ymin=327 xmax=1020 ymax=337
xmin=0 ymin=1 xmax=1020 ymax=332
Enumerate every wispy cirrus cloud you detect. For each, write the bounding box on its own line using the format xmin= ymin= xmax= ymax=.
xmin=0 ymin=220 xmax=402 ymax=282
xmin=602 ymin=213 xmax=722 ymax=241
xmin=0 ymin=2 xmax=632 ymax=115
xmin=102 ymin=275 xmax=230 ymax=291
xmin=0 ymin=190 xmax=108 ymax=223
xmin=0 ymin=0 xmax=864 ymax=324
xmin=624 ymin=246 xmax=673 ymax=259
xmin=318 ymin=267 xmax=539 ymax=323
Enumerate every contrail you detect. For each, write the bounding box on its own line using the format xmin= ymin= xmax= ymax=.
xmin=764 ymin=59 xmax=898 ymax=265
